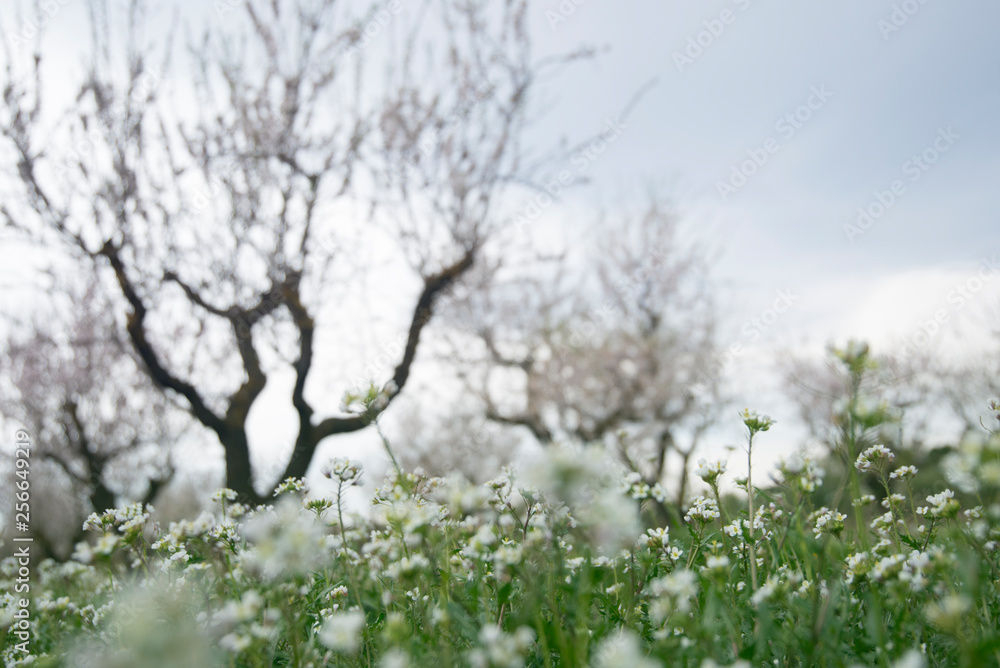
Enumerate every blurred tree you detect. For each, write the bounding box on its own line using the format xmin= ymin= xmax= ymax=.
xmin=776 ymin=341 xmax=986 ymax=516
xmin=391 ymin=399 xmax=511 ymax=484
xmin=781 ymin=343 xmax=968 ymax=455
xmin=0 ymin=0 xmax=572 ymax=503
xmin=416 ymin=200 xmax=724 ymax=509
xmin=0 ymin=275 xmax=180 ymax=557
xmin=924 ymin=325 xmax=1000 ymax=434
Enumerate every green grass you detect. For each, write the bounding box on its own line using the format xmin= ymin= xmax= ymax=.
xmin=3 ymin=346 xmax=1000 ymax=667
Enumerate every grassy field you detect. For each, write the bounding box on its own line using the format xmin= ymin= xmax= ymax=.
xmin=3 ymin=349 xmax=999 ymax=667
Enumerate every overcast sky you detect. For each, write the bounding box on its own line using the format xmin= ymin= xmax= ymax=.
xmin=3 ymin=1 xmax=999 ymax=490
xmin=529 ymin=0 xmax=1000 ymax=327
xmin=514 ymin=0 xmax=1000 ymax=458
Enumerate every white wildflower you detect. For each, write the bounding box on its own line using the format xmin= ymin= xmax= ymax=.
xmin=469 ymin=625 xmax=534 ymax=668
xmin=923 ymin=489 xmax=960 ymax=519
xmin=891 ymin=649 xmax=926 ymax=668
xmin=241 ymin=497 xmax=328 ymax=580
xmin=684 ymin=496 xmax=720 ymax=524
xmin=740 ymin=408 xmax=775 ymax=433
xmin=925 ymin=594 xmax=971 ymax=634
xmin=381 ymin=649 xmax=412 ymax=668
xmin=319 ymin=610 xmax=366 ymax=653
xmin=701 ymin=554 xmax=730 ymax=576
xmin=811 ymin=507 xmax=847 ymax=539
xmin=855 ymin=444 xmax=895 ymax=473
xmin=644 ymin=527 xmax=670 ymax=549
xmin=322 ymin=458 xmax=363 ymax=486
xmin=695 ymin=458 xmax=727 ymax=485
xmin=592 ymin=629 xmax=659 ymax=668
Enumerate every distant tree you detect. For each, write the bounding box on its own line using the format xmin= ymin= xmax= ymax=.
xmin=391 ymin=398 xmax=512 ymax=484
xmin=0 ymin=275 xmax=179 ymax=557
xmin=923 ymin=320 xmax=1000 ymax=434
xmin=776 ymin=341 xmax=986 ymax=515
xmin=0 ymin=0 xmax=570 ymax=502
xmin=426 ymin=200 xmax=724 ymax=509
xmin=781 ymin=342 xmax=964 ymax=454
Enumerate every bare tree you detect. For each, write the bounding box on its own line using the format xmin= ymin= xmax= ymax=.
xmin=0 ymin=274 xmax=180 ymax=557
xmin=0 ymin=0 xmax=565 ymax=502
xmin=432 ymin=200 xmax=723 ymax=508
xmin=923 ymin=315 xmax=1000 ymax=435
xmin=781 ymin=343 xmax=957 ymax=456
xmin=391 ymin=399 xmax=513 ymax=483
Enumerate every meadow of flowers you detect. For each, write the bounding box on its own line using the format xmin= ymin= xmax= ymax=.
xmin=2 ymin=345 xmax=1000 ymax=667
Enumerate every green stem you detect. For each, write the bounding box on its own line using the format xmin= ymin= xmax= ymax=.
xmin=845 ymin=375 xmax=868 ymax=551
xmin=375 ymin=419 xmax=403 ymax=478
xmin=879 ymin=474 xmax=903 ymax=550
xmin=714 ymin=485 xmax=730 ymax=555
xmin=747 ymin=431 xmax=758 ymax=592
xmin=336 ymin=481 xmax=372 ymax=668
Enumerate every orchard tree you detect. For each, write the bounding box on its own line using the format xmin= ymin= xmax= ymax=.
xmin=0 ymin=275 xmax=180 ymax=557
xmin=777 ymin=341 xmax=976 ymax=513
xmin=434 ymin=200 xmax=724 ymax=509
xmin=0 ymin=0 xmax=568 ymax=503
xmin=781 ymin=343 xmax=952 ymax=455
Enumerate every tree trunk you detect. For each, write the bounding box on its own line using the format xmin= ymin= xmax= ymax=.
xmin=220 ymin=426 xmax=266 ymax=505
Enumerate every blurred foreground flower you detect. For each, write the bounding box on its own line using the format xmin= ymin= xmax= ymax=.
xmin=319 ymin=609 xmax=366 ymax=653
xmin=241 ymin=497 xmax=329 ymax=580
xmin=524 ymin=445 xmax=642 ymax=555
xmin=592 ymin=629 xmax=659 ymax=668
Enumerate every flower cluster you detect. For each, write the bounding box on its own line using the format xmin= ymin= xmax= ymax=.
xmin=917 ymin=489 xmax=960 ymax=520
xmin=890 ymin=465 xmax=918 ymax=481
xmin=810 ymin=507 xmax=847 ymax=539
xmin=855 ymin=444 xmax=895 ymax=474
xmin=740 ymin=408 xmax=775 ymax=434
xmin=684 ymin=495 xmax=720 ymax=524
xmin=3 ymin=398 xmax=999 ymax=668
xmin=694 ymin=458 xmax=728 ymax=486
xmin=323 ymin=457 xmax=363 ymax=486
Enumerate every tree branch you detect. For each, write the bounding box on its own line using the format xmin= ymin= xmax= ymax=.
xmin=485 ymin=406 xmax=554 ymax=444
xmin=280 ymin=273 xmax=315 ymax=432
xmin=163 ymin=270 xmax=232 ymax=317
xmin=392 ymin=246 xmax=478 ymax=392
xmin=99 ymin=240 xmax=227 ymax=437
xmin=311 ymin=247 xmax=479 ymax=445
